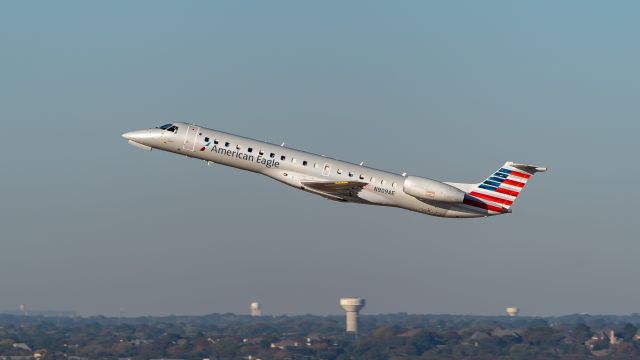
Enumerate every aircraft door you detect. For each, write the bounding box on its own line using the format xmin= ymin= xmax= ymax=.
xmin=183 ymin=125 xmax=200 ymax=151
xmin=322 ymin=163 xmax=331 ymax=176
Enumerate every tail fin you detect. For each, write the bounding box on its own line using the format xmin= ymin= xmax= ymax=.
xmin=467 ymin=162 xmax=547 ymax=211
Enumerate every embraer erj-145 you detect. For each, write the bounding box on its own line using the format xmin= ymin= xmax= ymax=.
xmin=122 ymin=123 xmax=546 ymax=218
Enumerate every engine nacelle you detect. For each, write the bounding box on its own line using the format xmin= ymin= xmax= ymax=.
xmin=403 ymin=176 xmax=466 ymax=203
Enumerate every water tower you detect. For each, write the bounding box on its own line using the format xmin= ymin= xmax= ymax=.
xmin=340 ymin=298 xmax=365 ymax=335
xmin=250 ymin=302 xmax=262 ymax=316
xmin=506 ymin=307 xmax=520 ymax=317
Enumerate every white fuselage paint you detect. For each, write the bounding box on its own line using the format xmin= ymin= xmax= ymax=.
xmin=123 ymin=123 xmax=489 ymax=218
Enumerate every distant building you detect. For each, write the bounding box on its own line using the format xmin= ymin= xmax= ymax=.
xmin=340 ymin=298 xmax=365 ymax=335
xmin=505 ymin=307 xmax=519 ymax=317
xmin=585 ymin=329 xmax=622 ymax=351
xmin=271 ymin=339 xmax=299 ymax=349
xmin=491 ymin=328 xmax=521 ymax=339
xmin=470 ymin=331 xmax=491 ymax=341
xmin=250 ymin=302 xmax=262 ymax=316
xmin=607 ymin=329 xmax=621 ymax=345
xmin=12 ymin=343 xmax=32 ymax=352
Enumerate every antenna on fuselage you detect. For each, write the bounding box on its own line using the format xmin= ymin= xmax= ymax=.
xmin=281 ymin=142 xmax=286 ymax=147
xmin=359 ymin=162 xmax=364 ymax=166
xmin=402 ymin=172 xmax=407 ymax=177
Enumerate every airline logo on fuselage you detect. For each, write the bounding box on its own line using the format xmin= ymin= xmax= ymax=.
xmin=210 ymin=145 xmax=280 ymax=168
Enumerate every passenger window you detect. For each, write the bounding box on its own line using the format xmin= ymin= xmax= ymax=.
xmin=371 ymin=177 xmax=376 ymax=182
xmin=303 ymin=161 xmax=308 ymax=166
xmin=381 ymin=179 xmax=385 ymax=185
xmin=204 ymin=137 xmax=210 ymax=142
xmin=392 ymin=182 xmax=397 ymax=187
xmin=281 ymin=155 xmax=286 ymax=161
xmin=270 ymin=153 xmax=275 ymax=158
xmin=259 ymin=150 xmax=264 ymax=155
xmin=359 ymin=175 xmax=365 ymax=180
xmin=236 ymin=145 xmax=241 ymax=150
xmin=214 ymin=139 xmax=219 ymax=144
xmin=248 ymin=147 xmax=253 ymax=153
xmin=225 ymin=142 xmax=230 ymax=147
xmin=292 ymin=158 xmax=297 ymax=164
xmin=337 ymin=169 xmax=343 ymax=174
xmin=348 ymin=172 xmax=354 ymax=177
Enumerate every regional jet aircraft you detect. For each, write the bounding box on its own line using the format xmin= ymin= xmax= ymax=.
xmin=122 ymin=123 xmax=546 ymax=218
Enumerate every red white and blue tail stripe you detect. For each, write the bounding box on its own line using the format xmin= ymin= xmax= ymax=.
xmin=464 ymin=162 xmax=547 ymax=214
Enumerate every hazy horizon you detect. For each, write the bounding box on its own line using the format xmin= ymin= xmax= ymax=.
xmin=2 ymin=1 xmax=639 ymax=317
xmin=2 ymin=307 xmax=639 ymax=318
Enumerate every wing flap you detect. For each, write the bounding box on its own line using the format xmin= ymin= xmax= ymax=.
xmin=301 ymin=181 xmax=369 ymax=202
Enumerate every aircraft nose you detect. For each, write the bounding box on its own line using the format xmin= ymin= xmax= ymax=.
xmin=121 ymin=130 xmax=150 ymax=142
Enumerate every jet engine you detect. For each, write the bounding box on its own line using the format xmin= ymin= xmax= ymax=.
xmin=403 ymin=176 xmax=466 ymax=203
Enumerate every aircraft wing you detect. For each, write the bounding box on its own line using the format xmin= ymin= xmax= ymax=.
xmin=301 ymin=180 xmax=370 ymax=202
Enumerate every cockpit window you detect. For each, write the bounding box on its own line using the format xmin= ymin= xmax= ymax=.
xmin=158 ymin=124 xmax=179 ymax=133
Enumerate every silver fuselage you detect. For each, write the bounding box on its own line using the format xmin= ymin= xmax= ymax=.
xmin=123 ymin=123 xmax=488 ymax=218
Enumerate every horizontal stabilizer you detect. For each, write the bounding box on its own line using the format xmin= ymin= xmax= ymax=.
xmin=511 ymin=163 xmax=547 ymax=174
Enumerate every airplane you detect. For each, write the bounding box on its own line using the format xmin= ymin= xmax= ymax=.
xmin=122 ymin=122 xmax=546 ymax=218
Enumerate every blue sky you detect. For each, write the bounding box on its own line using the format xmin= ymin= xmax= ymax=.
xmin=1 ymin=1 xmax=639 ymax=316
